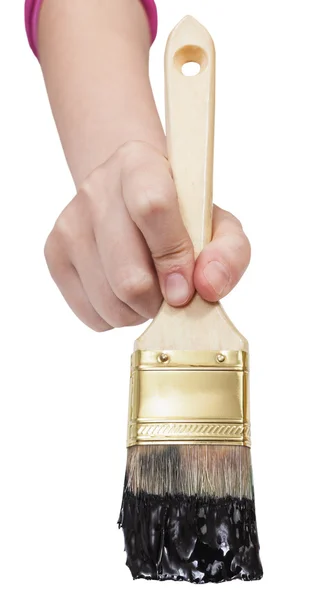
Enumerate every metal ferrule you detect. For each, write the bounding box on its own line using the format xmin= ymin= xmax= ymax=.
xmin=127 ymin=350 xmax=251 ymax=448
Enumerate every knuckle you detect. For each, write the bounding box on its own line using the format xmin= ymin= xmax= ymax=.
xmin=117 ymin=140 xmax=146 ymax=161
xmin=79 ymin=175 xmax=96 ymax=204
xmin=79 ymin=163 xmax=119 ymax=224
xmin=218 ymin=232 xmax=251 ymax=279
xmin=134 ymin=183 xmax=176 ymax=220
xmin=53 ymin=211 xmax=72 ymax=240
xmin=53 ymin=201 xmax=83 ymax=244
xmin=116 ymin=272 xmax=155 ymax=304
xmin=152 ymin=238 xmax=193 ymax=265
xmin=226 ymin=232 xmax=251 ymax=255
xmin=232 ymin=215 xmax=243 ymax=230
xmin=52 ymin=199 xmax=91 ymax=252
xmin=220 ymin=209 xmax=244 ymax=230
xmin=79 ymin=165 xmax=107 ymax=204
xmin=44 ymin=230 xmax=64 ymax=276
xmin=117 ymin=140 xmax=169 ymax=172
xmin=116 ymin=140 xmax=161 ymax=171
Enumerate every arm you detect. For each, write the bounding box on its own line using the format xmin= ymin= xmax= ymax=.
xmin=38 ymin=0 xmax=164 ymax=187
xmin=35 ymin=0 xmax=250 ymax=331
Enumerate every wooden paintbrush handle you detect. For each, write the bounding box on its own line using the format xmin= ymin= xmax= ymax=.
xmin=165 ymin=16 xmax=215 ymax=256
xmin=136 ymin=17 xmax=247 ymax=352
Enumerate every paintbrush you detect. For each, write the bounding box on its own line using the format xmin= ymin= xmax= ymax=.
xmin=118 ymin=16 xmax=263 ymax=583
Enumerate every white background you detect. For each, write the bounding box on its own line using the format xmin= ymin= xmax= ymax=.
xmin=1 ymin=1 xmax=330 ymax=598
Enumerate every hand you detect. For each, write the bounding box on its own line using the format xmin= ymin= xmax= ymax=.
xmin=44 ymin=141 xmax=251 ymax=331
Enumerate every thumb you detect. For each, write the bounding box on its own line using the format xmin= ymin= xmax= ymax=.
xmin=122 ymin=143 xmax=195 ymax=307
xmin=194 ymin=205 xmax=251 ymax=302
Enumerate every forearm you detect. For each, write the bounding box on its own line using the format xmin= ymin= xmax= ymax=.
xmin=38 ymin=0 xmax=165 ymax=187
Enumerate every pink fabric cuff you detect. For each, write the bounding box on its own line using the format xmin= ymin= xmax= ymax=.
xmin=25 ymin=0 xmax=158 ymax=58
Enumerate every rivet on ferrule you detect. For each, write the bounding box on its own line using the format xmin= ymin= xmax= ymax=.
xmin=216 ymin=353 xmax=225 ymax=363
xmin=157 ymin=353 xmax=170 ymax=364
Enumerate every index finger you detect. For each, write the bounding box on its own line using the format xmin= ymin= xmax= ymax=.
xmin=121 ymin=143 xmax=195 ymax=307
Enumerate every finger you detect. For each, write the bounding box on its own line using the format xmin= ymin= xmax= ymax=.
xmin=194 ymin=206 xmax=251 ymax=302
xmin=82 ymin=155 xmax=163 ymax=319
xmin=44 ymin=232 xmax=111 ymax=332
xmin=55 ymin=192 xmax=147 ymax=328
xmin=121 ymin=142 xmax=195 ymax=307
xmin=71 ymin=228 xmax=147 ymax=328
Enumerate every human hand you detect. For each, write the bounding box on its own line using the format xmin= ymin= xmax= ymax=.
xmin=44 ymin=142 xmax=250 ymax=331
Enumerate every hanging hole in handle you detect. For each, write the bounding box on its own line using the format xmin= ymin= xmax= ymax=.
xmin=174 ymin=45 xmax=208 ymax=76
xmin=181 ymin=61 xmax=200 ymax=76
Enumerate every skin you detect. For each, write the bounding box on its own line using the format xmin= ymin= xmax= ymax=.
xmin=39 ymin=0 xmax=251 ymax=332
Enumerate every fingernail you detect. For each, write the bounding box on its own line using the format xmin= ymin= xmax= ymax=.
xmin=203 ymin=261 xmax=230 ymax=296
xmin=165 ymin=273 xmax=190 ymax=305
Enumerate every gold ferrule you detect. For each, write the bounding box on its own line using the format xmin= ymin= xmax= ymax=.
xmin=127 ymin=350 xmax=251 ymax=448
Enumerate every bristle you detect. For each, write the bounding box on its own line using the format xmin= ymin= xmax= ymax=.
xmin=119 ymin=444 xmax=263 ymax=582
xmin=125 ymin=445 xmax=254 ymax=499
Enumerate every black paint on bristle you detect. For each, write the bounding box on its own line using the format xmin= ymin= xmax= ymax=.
xmin=118 ymin=491 xmax=263 ymax=583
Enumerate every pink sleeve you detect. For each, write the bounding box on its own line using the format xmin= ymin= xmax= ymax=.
xmin=25 ymin=0 xmax=158 ymax=58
